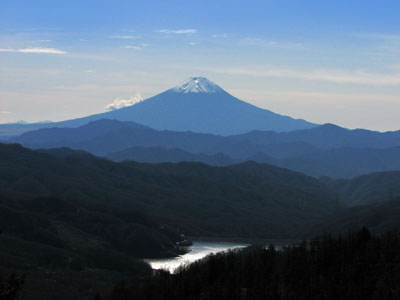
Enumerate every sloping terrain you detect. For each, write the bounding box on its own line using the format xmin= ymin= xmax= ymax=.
xmin=322 ymin=171 xmax=400 ymax=206
xmin=0 ymin=143 xmax=344 ymax=298
xmin=0 ymin=143 xmax=339 ymax=239
xmin=302 ymin=198 xmax=400 ymax=237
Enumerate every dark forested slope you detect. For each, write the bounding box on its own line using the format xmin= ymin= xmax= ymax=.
xmin=106 ymin=228 xmax=400 ymax=300
xmin=0 ymin=142 xmax=342 ymax=298
xmin=0 ymin=143 xmax=339 ymax=239
xmin=322 ymin=171 xmax=400 ymax=206
xmin=303 ymin=197 xmax=400 ymax=237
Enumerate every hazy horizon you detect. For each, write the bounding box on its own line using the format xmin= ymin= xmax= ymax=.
xmin=1 ymin=0 xmax=399 ymax=131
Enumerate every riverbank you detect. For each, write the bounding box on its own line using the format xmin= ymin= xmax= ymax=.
xmin=145 ymin=241 xmax=248 ymax=272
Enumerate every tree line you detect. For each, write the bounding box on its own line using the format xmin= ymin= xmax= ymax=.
xmin=104 ymin=228 xmax=400 ymax=300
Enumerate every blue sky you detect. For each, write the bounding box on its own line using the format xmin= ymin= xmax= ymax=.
xmin=0 ymin=0 xmax=399 ymax=131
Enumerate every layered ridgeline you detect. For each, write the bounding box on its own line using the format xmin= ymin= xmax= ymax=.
xmin=0 ymin=143 xmax=339 ymax=239
xmin=303 ymin=197 xmax=400 ymax=237
xmin=0 ymin=142 xmax=340 ymax=298
xmin=12 ymin=119 xmax=400 ymax=178
xmin=321 ymin=171 xmax=400 ymax=206
xmin=0 ymin=77 xmax=315 ymax=138
xmin=303 ymin=171 xmax=400 ymax=237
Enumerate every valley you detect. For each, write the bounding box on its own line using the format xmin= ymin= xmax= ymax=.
xmin=1 ymin=78 xmax=399 ymax=300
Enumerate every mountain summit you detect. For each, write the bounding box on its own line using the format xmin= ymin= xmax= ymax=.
xmin=0 ymin=77 xmax=317 ymax=136
xmin=171 ymin=77 xmax=225 ymax=94
xmin=76 ymin=77 xmax=316 ymax=134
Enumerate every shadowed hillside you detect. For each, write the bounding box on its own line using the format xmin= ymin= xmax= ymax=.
xmin=0 ymin=142 xmax=341 ymax=238
xmin=303 ymin=197 xmax=400 ymax=238
xmin=0 ymin=142 xmax=341 ymax=299
xmin=105 ymin=228 xmax=400 ymax=300
xmin=322 ymin=171 xmax=400 ymax=206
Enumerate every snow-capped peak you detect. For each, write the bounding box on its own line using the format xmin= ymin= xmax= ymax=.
xmin=171 ymin=77 xmax=225 ymax=94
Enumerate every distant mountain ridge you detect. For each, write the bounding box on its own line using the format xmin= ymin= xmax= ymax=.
xmin=106 ymin=146 xmax=239 ymax=166
xmin=0 ymin=77 xmax=316 ymax=137
xmin=12 ymin=119 xmax=400 ymax=178
xmin=322 ymin=171 xmax=400 ymax=206
xmin=230 ymin=123 xmax=400 ymax=149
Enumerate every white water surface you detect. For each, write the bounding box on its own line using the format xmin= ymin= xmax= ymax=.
xmin=145 ymin=241 xmax=248 ymax=273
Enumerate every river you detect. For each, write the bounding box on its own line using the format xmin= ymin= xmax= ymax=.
xmin=145 ymin=241 xmax=248 ymax=273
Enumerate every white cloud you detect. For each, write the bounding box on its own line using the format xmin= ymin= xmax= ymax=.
xmin=105 ymin=94 xmax=144 ymax=111
xmin=212 ymin=33 xmax=229 ymax=39
xmin=231 ymin=89 xmax=399 ymax=103
xmin=189 ymin=42 xmax=200 ymax=46
xmin=0 ymin=47 xmax=66 ymax=54
xmin=158 ymin=29 xmax=197 ymax=34
xmin=110 ymin=35 xmax=138 ymax=39
xmin=0 ymin=110 xmax=11 ymax=114
xmin=240 ymin=38 xmax=303 ymax=49
xmin=199 ymin=66 xmax=400 ymax=86
xmin=124 ymin=45 xmax=142 ymax=50
xmin=124 ymin=43 xmax=151 ymax=50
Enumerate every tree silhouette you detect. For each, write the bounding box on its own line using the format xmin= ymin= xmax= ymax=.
xmin=108 ymin=229 xmax=400 ymax=300
xmin=0 ymin=229 xmax=25 ymax=300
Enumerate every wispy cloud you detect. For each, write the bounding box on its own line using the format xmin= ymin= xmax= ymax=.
xmin=0 ymin=110 xmax=11 ymax=114
xmin=124 ymin=43 xmax=151 ymax=50
xmin=105 ymin=94 xmax=143 ymax=111
xmin=356 ymin=33 xmax=400 ymax=58
xmin=158 ymin=29 xmax=197 ymax=34
xmin=0 ymin=47 xmax=66 ymax=54
xmin=232 ymin=89 xmax=399 ymax=103
xmin=212 ymin=33 xmax=229 ymax=39
xmin=355 ymin=33 xmax=400 ymax=41
xmin=189 ymin=42 xmax=200 ymax=46
xmin=110 ymin=35 xmax=138 ymax=39
xmin=240 ymin=37 xmax=304 ymax=49
xmin=199 ymin=66 xmax=400 ymax=86
xmin=124 ymin=45 xmax=143 ymax=50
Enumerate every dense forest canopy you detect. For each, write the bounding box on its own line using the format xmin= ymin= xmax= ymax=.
xmin=109 ymin=228 xmax=400 ymax=300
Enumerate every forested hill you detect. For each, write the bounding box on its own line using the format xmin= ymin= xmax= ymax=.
xmin=0 ymin=143 xmax=340 ymax=239
xmin=0 ymin=142 xmax=344 ymax=299
xmin=322 ymin=171 xmax=400 ymax=206
xmin=303 ymin=197 xmax=400 ymax=237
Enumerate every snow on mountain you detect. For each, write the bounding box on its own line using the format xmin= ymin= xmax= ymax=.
xmin=171 ymin=77 xmax=225 ymax=94
xmin=0 ymin=76 xmax=317 ymax=136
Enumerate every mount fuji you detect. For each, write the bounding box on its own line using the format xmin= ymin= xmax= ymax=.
xmin=1 ymin=77 xmax=316 ymax=137
xmin=66 ymin=77 xmax=315 ymax=135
